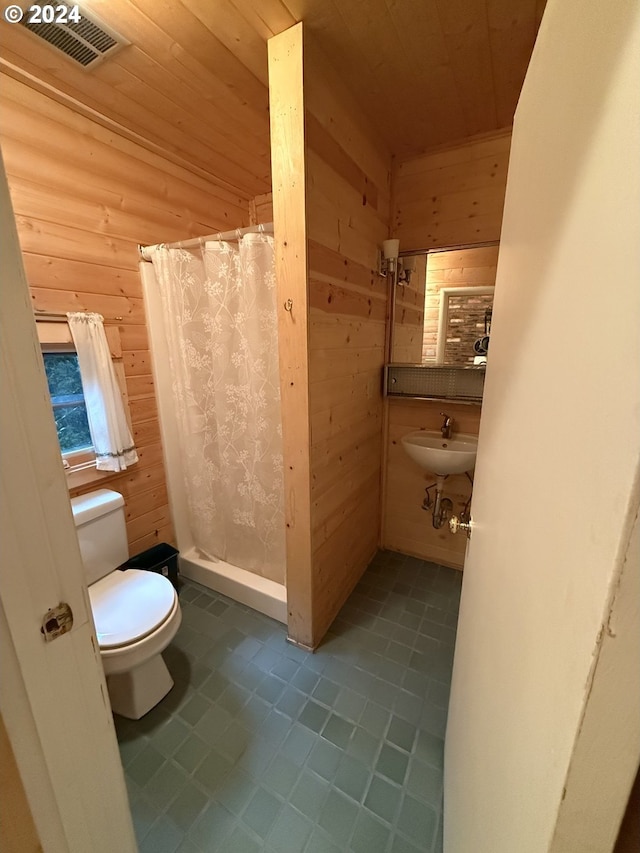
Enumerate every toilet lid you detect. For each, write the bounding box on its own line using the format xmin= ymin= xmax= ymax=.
xmin=89 ymin=569 xmax=176 ymax=649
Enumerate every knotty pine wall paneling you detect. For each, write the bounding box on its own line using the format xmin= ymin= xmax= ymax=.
xmin=268 ymin=25 xmax=314 ymax=648
xmin=0 ymin=3 xmax=272 ymax=198
xmin=305 ymin=33 xmax=391 ymax=645
xmin=249 ymin=192 xmax=274 ymax=225
xmin=0 ymin=75 xmax=250 ymax=555
xmin=269 ymin=24 xmax=392 ymax=648
xmin=392 ymin=253 xmax=427 ymax=363
xmin=393 ymin=130 xmax=511 ymax=250
xmin=383 ymin=132 xmax=511 ymax=567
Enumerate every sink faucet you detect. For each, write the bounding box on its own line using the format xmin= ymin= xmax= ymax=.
xmin=440 ymin=412 xmax=453 ymax=439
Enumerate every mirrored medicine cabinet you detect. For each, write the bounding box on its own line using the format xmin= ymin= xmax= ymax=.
xmin=386 ymin=241 xmax=499 ymax=402
xmin=390 ymin=241 xmax=498 ymax=366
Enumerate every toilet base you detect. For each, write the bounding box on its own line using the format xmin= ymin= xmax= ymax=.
xmin=106 ymin=653 xmax=174 ymax=720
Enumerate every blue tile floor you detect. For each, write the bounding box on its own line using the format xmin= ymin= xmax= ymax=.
xmin=116 ymin=550 xmax=462 ymax=853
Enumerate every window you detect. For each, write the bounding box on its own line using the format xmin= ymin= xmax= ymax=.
xmin=36 ymin=316 xmax=136 ymax=482
xmin=42 ymin=351 xmax=93 ymax=455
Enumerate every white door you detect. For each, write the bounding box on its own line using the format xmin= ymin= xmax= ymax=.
xmin=443 ymin=1 xmax=640 ymax=851
xmin=0 ymin=156 xmax=137 ymax=852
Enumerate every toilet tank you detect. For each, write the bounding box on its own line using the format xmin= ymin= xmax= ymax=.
xmin=71 ymin=489 xmax=129 ymax=586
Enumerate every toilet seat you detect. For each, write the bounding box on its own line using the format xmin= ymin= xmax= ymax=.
xmin=89 ymin=569 xmax=176 ymax=649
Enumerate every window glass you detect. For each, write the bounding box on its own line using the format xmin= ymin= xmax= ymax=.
xmin=43 ymin=352 xmax=93 ymax=454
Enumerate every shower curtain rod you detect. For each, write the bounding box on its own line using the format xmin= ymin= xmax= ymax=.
xmin=138 ymin=222 xmax=274 ymax=262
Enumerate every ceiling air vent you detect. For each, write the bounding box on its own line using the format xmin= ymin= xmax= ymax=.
xmin=20 ymin=5 xmax=127 ymax=68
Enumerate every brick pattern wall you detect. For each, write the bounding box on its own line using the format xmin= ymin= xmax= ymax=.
xmin=443 ymin=293 xmax=493 ymax=365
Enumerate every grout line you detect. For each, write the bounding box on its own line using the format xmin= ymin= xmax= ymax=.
xmin=118 ymin=552 xmax=458 ymax=853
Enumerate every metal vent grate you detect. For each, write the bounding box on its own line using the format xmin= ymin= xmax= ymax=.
xmin=385 ymin=365 xmax=485 ymax=402
xmin=65 ymin=16 xmax=117 ymax=53
xmin=20 ymin=5 xmax=125 ymax=68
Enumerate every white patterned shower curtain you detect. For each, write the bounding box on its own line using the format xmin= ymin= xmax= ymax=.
xmin=149 ymin=233 xmax=285 ymax=583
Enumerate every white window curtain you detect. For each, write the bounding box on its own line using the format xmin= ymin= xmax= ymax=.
xmin=67 ymin=312 xmax=138 ymax=472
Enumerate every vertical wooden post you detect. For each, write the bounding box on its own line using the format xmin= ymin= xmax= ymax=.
xmin=268 ymin=24 xmax=314 ymax=648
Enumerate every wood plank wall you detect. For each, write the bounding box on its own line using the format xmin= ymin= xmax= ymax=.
xmin=269 ymin=25 xmax=391 ymax=648
xmin=393 ymin=130 xmax=511 ymax=249
xmin=383 ymin=131 xmax=511 ymax=567
xmin=268 ymin=25 xmax=314 ymax=646
xmin=392 ymin=254 xmax=427 ymax=363
xmin=249 ymin=192 xmax=274 ymax=225
xmin=304 ymin=35 xmax=391 ymax=644
xmin=0 ymin=75 xmax=250 ymax=556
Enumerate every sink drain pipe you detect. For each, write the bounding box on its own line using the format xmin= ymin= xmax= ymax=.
xmin=422 ymin=475 xmax=453 ymax=529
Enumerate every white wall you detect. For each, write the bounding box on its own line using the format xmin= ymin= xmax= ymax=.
xmin=444 ymin=0 xmax=640 ymax=850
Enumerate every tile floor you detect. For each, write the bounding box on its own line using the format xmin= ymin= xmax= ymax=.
xmin=116 ymin=550 xmax=462 ymax=853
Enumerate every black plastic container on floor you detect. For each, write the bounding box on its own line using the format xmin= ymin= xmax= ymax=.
xmin=124 ymin=543 xmax=179 ymax=590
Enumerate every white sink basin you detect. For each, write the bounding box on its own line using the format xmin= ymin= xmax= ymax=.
xmin=401 ymin=430 xmax=478 ymax=475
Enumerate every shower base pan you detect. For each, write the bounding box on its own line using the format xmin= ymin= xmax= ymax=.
xmin=178 ymin=547 xmax=287 ymax=625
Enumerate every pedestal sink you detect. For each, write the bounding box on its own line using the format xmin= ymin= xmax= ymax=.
xmin=401 ymin=430 xmax=478 ymax=475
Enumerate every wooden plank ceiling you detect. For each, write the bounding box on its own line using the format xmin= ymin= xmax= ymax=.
xmin=0 ymin=0 xmax=545 ymax=197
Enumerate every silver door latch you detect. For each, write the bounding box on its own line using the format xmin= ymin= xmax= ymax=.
xmin=41 ymin=602 xmax=73 ymax=642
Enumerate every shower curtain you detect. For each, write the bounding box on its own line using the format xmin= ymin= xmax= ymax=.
xmin=149 ymin=233 xmax=285 ymax=583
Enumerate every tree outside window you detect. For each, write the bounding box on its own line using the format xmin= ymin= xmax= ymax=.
xmin=43 ymin=352 xmax=93 ymax=454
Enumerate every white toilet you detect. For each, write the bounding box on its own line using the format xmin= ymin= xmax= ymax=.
xmin=71 ymin=488 xmax=182 ymax=720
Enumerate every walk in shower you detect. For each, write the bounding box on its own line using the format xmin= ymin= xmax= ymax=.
xmin=139 ymin=225 xmax=287 ymax=622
